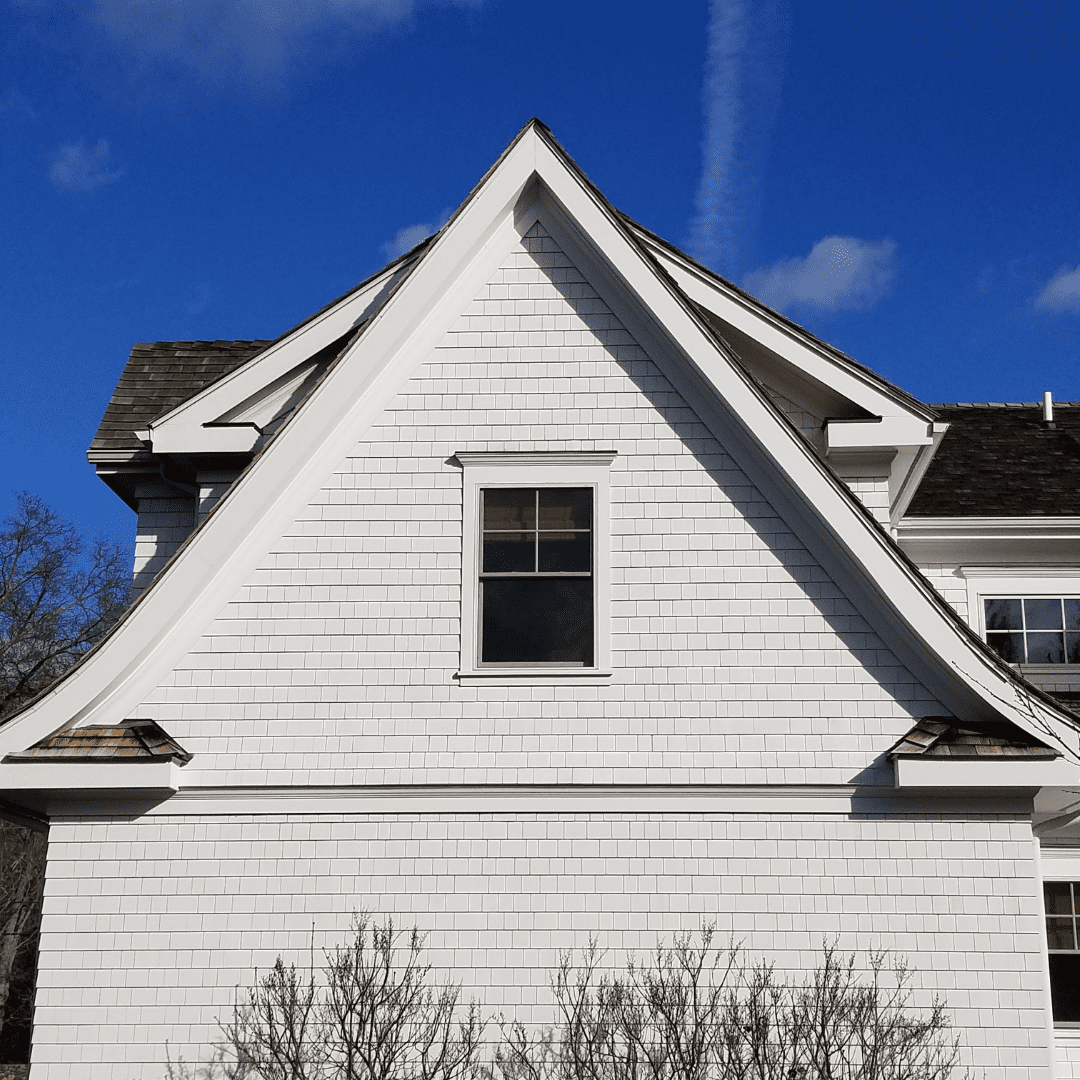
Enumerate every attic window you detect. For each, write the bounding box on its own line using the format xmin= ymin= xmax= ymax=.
xmin=455 ymin=451 xmax=615 ymax=680
xmin=1045 ymin=881 xmax=1080 ymax=1024
xmin=480 ymin=488 xmax=592 ymax=664
xmin=984 ymin=598 xmax=1080 ymax=664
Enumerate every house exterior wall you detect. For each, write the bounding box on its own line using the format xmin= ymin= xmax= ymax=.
xmin=33 ymin=806 xmax=1053 ymax=1080
xmin=25 ymin=222 xmax=1068 ymax=1078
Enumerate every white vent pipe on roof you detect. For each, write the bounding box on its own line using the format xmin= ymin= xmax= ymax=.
xmin=1044 ymin=391 xmax=1054 ymax=423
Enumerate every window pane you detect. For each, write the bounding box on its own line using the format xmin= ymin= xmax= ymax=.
xmin=538 ymin=531 xmax=591 ymax=572
xmin=1025 ymin=598 xmax=1063 ymax=630
xmin=1046 ymin=882 xmax=1075 ymax=915
xmin=538 ymin=488 xmax=591 ymax=530
xmin=1069 ymin=633 xmax=1080 ymax=664
xmin=482 ymin=578 xmax=593 ymax=664
xmin=1027 ymin=632 xmax=1065 ymax=664
xmin=1066 ymin=599 xmax=1080 ymax=631
xmin=483 ymin=489 xmax=536 ymax=531
xmin=483 ymin=532 xmax=535 ymax=573
xmin=1047 ymin=917 xmax=1077 ymax=951
xmin=985 ymin=598 xmax=1023 ymax=631
xmin=986 ymin=632 xmax=1024 ymax=663
xmin=1050 ymin=954 xmax=1080 ymax=1023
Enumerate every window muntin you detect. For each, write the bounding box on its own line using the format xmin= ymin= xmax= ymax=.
xmin=480 ymin=487 xmax=593 ymax=665
xmin=1045 ymin=881 xmax=1080 ymax=1024
xmin=984 ymin=597 xmax=1080 ymax=664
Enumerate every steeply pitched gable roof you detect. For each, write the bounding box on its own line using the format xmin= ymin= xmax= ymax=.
xmin=4 ymin=119 xmax=1080 ymax=784
xmin=906 ymin=403 xmax=1080 ymax=516
xmin=90 ymin=340 xmax=272 ymax=453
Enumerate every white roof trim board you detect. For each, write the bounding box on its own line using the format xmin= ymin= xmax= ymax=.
xmin=2 ymin=120 xmax=1078 ymax=784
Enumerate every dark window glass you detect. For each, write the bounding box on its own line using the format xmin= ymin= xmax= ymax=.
xmin=1069 ymin=634 xmax=1080 ymax=664
xmin=482 ymin=579 xmax=593 ymax=664
xmin=1027 ymin=632 xmax=1066 ymax=664
xmin=1046 ymin=882 xmax=1074 ymax=915
xmin=1050 ymin=955 xmax=1080 ymax=1024
xmin=480 ymin=488 xmax=593 ymax=666
xmin=986 ymin=632 xmax=1024 ymax=664
xmin=985 ymin=599 xmax=1023 ymax=631
xmin=1066 ymin=599 xmax=1080 ymax=631
xmin=1026 ymin=598 xmax=1064 ymax=630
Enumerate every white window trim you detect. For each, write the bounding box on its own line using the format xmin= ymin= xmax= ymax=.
xmin=456 ymin=451 xmax=616 ymax=684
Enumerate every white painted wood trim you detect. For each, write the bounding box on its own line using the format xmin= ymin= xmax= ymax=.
xmin=893 ymin=756 xmax=1080 ymax=788
xmin=457 ymin=452 xmax=615 ymax=679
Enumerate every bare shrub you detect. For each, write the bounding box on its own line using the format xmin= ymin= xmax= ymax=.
xmin=172 ymin=916 xmax=483 ymax=1080
xmin=169 ymin=923 xmax=964 ymax=1080
xmin=494 ymin=929 xmax=963 ymax=1080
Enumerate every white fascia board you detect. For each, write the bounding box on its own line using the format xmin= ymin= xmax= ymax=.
xmin=897 ymin=517 xmax=1080 ymax=542
xmin=529 ymin=133 xmax=1080 ymax=760
xmin=2 ymin=123 xmax=1078 ymax=774
xmin=0 ymin=760 xmax=180 ymax=790
xmin=0 ymin=127 xmax=539 ymax=760
xmin=143 ymin=261 xmax=413 ymax=453
xmin=893 ymin=756 xmax=1080 ymax=788
xmin=632 ymin=229 xmax=934 ymax=426
xmin=825 ymin=415 xmax=933 ymax=453
xmin=148 ymin=423 xmax=261 ymax=455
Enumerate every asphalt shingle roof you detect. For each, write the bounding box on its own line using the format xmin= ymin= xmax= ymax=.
xmin=89 ymin=340 xmax=272 ymax=453
xmin=905 ymin=402 xmax=1080 ymax=516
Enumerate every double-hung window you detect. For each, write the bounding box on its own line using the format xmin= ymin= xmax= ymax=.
xmin=480 ymin=488 xmax=593 ymax=664
xmin=456 ymin=452 xmax=615 ymax=679
xmin=1045 ymin=881 xmax=1080 ymax=1024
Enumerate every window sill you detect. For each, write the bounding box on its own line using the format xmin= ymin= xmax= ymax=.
xmin=455 ymin=669 xmax=613 ymax=686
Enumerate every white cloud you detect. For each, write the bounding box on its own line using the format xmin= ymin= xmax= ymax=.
xmin=49 ymin=138 xmax=125 ymax=192
xmin=743 ymin=236 xmax=897 ymax=312
xmin=687 ymin=0 xmax=790 ymax=278
xmin=1034 ymin=265 xmax=1080 ymax=314
xmin=86 ymin=0 xmax=480 ymax=83
xmin=381 ymin=209 xmax=452 ymax=262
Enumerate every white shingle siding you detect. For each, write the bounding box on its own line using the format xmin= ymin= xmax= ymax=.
xmin=137 ymin=224 xmax=943 ymax=788
xmin=916 ymin=563 xmax=970 ymax=623
xmin=33 ymin=811 xmax=1052 ymax=1080
xmin=131 ymin=480 xmax=196 ymax=592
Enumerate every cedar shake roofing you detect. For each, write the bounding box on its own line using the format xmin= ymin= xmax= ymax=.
xmin=4 ymin=718 xmax=192 ymax=764
xmin=887 ymin=718 xmax=1058 ymax=759
xmin=89 ymin=340 xmax=272 ymax=453
xmin=905 ymin=402 xmax=1080 ymax=516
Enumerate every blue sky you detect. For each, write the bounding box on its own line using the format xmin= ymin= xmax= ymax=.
xmin=2 ymin=0 xmax=1079 ymax=550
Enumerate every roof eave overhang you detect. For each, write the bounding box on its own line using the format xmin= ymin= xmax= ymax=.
xmin=0 ymin=759 xmax=181 ymax=817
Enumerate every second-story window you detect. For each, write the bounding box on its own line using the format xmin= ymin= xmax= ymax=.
xmin=984 ymin=598 xmax=1080 ymax=664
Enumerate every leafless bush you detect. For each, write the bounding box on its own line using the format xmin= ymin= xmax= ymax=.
xmin=169 ymin=915 xmax=483 ymax=1080
xmin=169 ymin=923 xmax=964 ymax=1080
xmin=494 ymin=929 xmax=962 ymax=1080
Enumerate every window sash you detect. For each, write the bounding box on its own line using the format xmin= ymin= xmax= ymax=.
xmin=479 ymin=486 xmax=595 ymax=667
